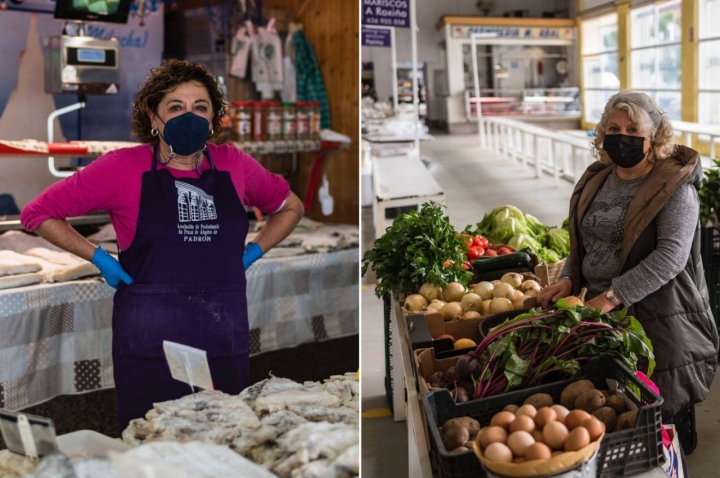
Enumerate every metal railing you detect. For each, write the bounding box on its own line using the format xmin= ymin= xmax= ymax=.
xmin=480 ymin=117 xmax=719 ymax=187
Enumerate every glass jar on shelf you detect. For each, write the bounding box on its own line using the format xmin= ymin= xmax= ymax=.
xmin=282 ymin=102 xmax=297 ymax=140
xmin=307 ymin=102 xmax=321 ymax=139
xmin=266 ymin=102 xmax=283 ymax=141
xmin=295 ymin=102 xmax=309 ymax=140
xmin=232 ymin=101 xmax=253 ymax=141
xmin=252 ymin=102 xmax=267 ymax=142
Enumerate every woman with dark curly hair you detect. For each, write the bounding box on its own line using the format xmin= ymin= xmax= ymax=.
xmin=538 ymin=91 xmax=718 ymax=422
xmin=21 ymin=60 xmax=304 ymax=430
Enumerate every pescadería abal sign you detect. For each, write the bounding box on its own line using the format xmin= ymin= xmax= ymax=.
xmin=362 ymin=0 xmax=409 ymax=28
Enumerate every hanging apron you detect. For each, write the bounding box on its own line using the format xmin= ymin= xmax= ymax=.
xmin=112 ymin=145 xmax=249 ymax=431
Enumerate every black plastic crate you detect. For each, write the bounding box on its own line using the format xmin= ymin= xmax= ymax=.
xmin=422 ymin=357 xmax=664 ymax=478
xmin=671 ymin=404 xmax=697 ymax=456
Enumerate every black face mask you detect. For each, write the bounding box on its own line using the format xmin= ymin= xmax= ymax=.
xmin=603 ymin=134 xmax=647 ymax=169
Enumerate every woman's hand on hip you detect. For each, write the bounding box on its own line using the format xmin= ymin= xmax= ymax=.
xmin=585 ymin=294 xmax=617 ymax=314
xmin=91 ymin=247 xmax=133 ymax=288
xmin=537 ymin=277 xmax=572 ymax=309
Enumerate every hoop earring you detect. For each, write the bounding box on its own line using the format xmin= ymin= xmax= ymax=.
xmin=151 ymin=127 xmax=159 ymax=137
xmin=209 ymin=129 xmax=214 ymax=137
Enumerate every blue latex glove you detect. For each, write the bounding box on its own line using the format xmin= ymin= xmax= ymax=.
xmin=91 ymin=247 xmax=133 ymax=288
xmin=243 ymin=242 xmax=263 ymax=270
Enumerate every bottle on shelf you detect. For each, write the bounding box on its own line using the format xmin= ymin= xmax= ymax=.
xmin=296 ymin=102 xmax=309 ymax=140
xmin=252 ymin=102 xmax=267 ymax=142
xmin=233 ymin=101 xmax=254 ymax=141
xmin=266 ymin=102 xmax=283 ymax=141
xmin=282 ymin=102 xmax=297 ymax=140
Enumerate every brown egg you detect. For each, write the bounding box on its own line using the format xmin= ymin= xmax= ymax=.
xmin=478 ymin=426 xmax=508 ymax=448
xmin=565 ymin=410 xmax=591 ymax=430
xmin=484 ymin=442 xmax=513 ymax=463
xmin=534 ymin=407 xmax=557 ymax=430
xmin=532 ymin=429 xmax=545 ymax=444
xmin=580 ymin=417 xmax=605 ymax=442
xmin=543 ymin=421 xmax=569 ymax=450
xmin=565 ymin=426 xmax=591 ymax=452
xmin=490 ymin=411 xmax=516 ymax=431
xmin=509 ymin=415 xmax=536 ymax=434
xmin=507 ymin=431 xmax=535 ymax=457
xmin=525 ymin=442 xmax=552 ymax=461
xmin=516 ymin=404 xmax=537 ymax=419
xmin=551 ymin=405 xmax=570 ymax=425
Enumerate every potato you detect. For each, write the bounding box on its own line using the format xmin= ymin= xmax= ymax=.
xmin=524 ymin=393 xmax=553 ymax=409
xmin=442 ymin=425 xmax=470 ymax=450
xmin=451 ymin=446 xmax=470 ymax=453
xmin=606 ymin=394 xmax=627 ymax=414
xmin=574 ymin=389 xmax=606 ymax=413
xmin=503 ymin=404 xmax=519 ymax=414
xmin=443 ymin=417 xmax=480 ymax=436
xmin=615 ymin=410 xmax=639 ymax=432
xmin=592 ymin=407 xmax=617 ymax=432
xmin=560 ymin=380 xmax=595 ymax=408
xmin=600 ymin=390 xmax=611 ymax=399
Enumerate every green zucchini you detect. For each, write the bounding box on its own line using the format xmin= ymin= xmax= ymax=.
xmin=472 ymin=266 xmax=534 ymax=283
xmin=471 ymin=252 xmax=533 ymax=272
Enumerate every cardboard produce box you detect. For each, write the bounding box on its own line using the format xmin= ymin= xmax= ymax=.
xmin=414 ymin=347 xmax=463 ymax=396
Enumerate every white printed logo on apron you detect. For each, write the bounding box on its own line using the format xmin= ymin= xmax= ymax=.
xmin=175 ymin=181 xmax=217 ymax=222
xmin=175 ymin=181 xmax=221 ymax=243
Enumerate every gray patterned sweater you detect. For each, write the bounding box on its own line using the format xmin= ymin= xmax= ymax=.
xmin=560 ymin=169 xmax=699 ymax=305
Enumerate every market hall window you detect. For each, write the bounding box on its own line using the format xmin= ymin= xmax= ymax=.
xmin=698 ymin=0 xmax=720 ymax=125
xmin=581 ymin=12 xmax=619 ymax=124
xmin=630 ymin=0 xmax=682 ymax=120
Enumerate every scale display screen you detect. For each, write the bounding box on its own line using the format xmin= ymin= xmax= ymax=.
xmin=77 ymin=49 xmax=106 ymax=63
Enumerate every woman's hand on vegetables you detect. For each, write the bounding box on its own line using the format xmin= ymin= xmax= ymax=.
xmin=91 ymin=247 xmax=133 ymax=288
xmin=537 ymin=277 xmax=572 ymax=309
xmin=585 ymin=294 xmax=617 ymax=314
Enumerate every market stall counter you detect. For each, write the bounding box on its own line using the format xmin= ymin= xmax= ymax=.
xmin=0 ymin=222 xmax=359 ymax=441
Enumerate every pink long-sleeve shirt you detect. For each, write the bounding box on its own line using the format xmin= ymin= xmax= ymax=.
xmin=21 ymin=143 xmax=291 ymax=251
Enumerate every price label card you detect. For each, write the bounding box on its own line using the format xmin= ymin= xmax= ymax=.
xmin=0 ymin=410 xmax=58 ymax=460
xmin=163 ymin=341 xmax=214 ymax=392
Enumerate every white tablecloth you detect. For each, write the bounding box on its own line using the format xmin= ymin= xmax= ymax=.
xmin=0 ymin=248 xmax=358 ymax=411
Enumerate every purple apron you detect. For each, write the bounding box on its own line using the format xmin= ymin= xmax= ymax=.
xmin=112 ymin=145 xmax=249 ymax=431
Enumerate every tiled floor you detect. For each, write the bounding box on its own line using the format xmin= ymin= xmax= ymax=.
xmin=361 ymin=133 xmax=720 ymax=478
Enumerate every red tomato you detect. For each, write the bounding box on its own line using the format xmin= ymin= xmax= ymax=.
xmin=444 ymin=259 xmax=451 ymax=268
xmin=471 ymin=236 xmax=483 ymax=247
xmin=484 ymin=249 xmax=498 ymax=257
xmin=467 ymin=246 xmax=483 ymax=261
xmin=497 ymin=247 xmax=512 ymax=256
xmin=479 ymin=236 xmax=489 ymax=248
xmin=462 ymin=262 xmax=471 ymax=270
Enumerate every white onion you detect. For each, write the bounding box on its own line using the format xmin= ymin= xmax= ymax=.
xmin=443 ymin=282 xmax=466 ymax=302
xmin=472 ymin=282 xmax=495 ymax=300
xmin=404 ymin=294 xmax=428 ymax=312
xmin=493 ymin=282 xmax=515 ymax=299
xmin=501 ymin=273 xmax=524 ymax=289
xmin=427 ymin=299 xmax=446 ymax=310
xmin=525 ymin=288 xmax=540 ymax=298
xmin=440 ymin=302 xmax=463 ymax=321
xmin=512 ymin=294 xmax=529 ymax=310
xmin=481 ymin=299 xmax=492 ymax=316
xmin=460 ymin=293 xmax=483 ymax=313
xmin=463 ymin=311 xmax=482 ymax=320
xmin=490 ymin=298 xmax=514 ymax=314
xmin=419 ymin=282 xmax=443 ymax=302
xmin=520 ymin=280 xmax=542 ymax=294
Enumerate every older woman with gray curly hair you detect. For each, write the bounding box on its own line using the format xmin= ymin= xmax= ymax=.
xmin=539 ymin=91 xmax=718 ymax=420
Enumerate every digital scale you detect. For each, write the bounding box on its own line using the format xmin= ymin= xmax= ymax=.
xmin=44 ymin=26 xmax=121 ymax=95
